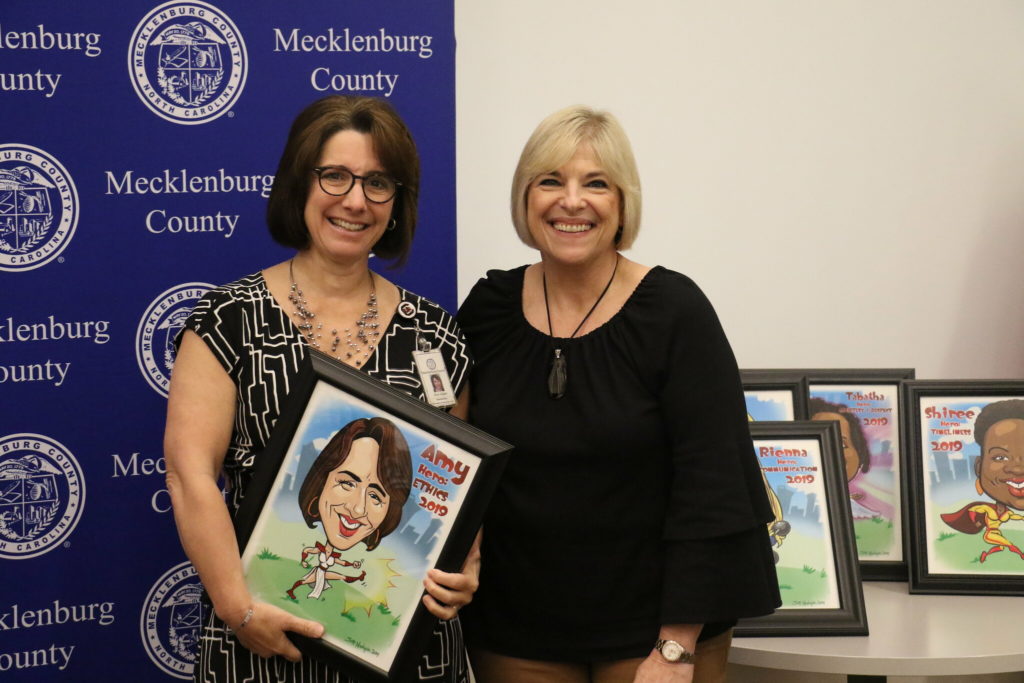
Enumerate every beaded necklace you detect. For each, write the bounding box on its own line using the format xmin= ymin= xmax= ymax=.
xmin=287 ymin=258 xmax=380 ymax=367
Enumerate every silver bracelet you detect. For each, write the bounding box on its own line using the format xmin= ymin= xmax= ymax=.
xmin=238 ymin=607 xmax=255 ymax=629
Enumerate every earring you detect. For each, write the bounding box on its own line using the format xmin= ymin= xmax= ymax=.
xmin=976 ymin=478 xmax=985 ymax=495
xmin=307 ymin=496 xmax=319 ymax=518
xmin=386 ymin=218 xmax=397 ymax=232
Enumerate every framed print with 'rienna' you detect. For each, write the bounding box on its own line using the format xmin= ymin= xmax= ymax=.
xmin=736 ymin=420 xmax=867 ymax=637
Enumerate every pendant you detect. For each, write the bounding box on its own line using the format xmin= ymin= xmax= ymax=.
xmin=548 ymin=348 xmax=567 ymax=399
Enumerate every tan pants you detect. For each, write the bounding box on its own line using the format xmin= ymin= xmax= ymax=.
xmin=471 ymin=628 xmax=733 ymax=683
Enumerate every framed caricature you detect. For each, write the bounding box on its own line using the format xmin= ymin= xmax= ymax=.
xmin=902 ymin=380 xmax=1024 ymax=595
xmin=805 ymin=369 xmax=914 ymax=581
xmin=233 ymin=352 xmax=511 ymax=681
xmin=742 ymin=368 xmax=914 ymax=580
xmin=741 ymin=370 xmax=809 ymax=421
xmin=735 ymin=421 xmax=867 ymax=637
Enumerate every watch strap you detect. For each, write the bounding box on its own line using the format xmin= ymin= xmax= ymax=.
xmin=654 ymin=638 xmax=695 ymax=664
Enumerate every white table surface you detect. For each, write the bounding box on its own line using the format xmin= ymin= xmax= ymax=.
xmin=730 ymin=581 xmax=1024 ymax=676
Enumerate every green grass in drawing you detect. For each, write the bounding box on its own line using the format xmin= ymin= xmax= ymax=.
xmin=932 ymin=524 xmax=1024 ymax=573
xmin=246 ymin=555 xmax=414 ymax=653
xmin=771 ymin=523 xmax=835 ymax=608
xmin=852 ymin=516 xmax=892 ymax=557
xmin=776 ymin=564 xmax=829 ymax=607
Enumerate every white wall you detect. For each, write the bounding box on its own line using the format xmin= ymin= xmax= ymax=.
xmin=455 ymin=0 xmax=1024 ymax=380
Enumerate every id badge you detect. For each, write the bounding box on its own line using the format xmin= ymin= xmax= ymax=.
xmin=412 ymin=349 xmax=456 ymax=409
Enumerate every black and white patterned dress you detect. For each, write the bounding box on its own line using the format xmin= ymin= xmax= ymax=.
xmin=179 ymin=271 xmax=472 ymax=683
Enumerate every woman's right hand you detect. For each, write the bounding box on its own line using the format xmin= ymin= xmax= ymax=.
xmin=166 ymin=333 xmax=321 ymax=664
xmin=227 ymin=602 xmax=325 ymax=662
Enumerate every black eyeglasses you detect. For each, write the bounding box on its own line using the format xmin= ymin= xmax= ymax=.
xmin=312 ymin=166 xmax=401 ymax=203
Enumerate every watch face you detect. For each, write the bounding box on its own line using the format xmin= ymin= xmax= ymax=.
xmin=662 ymin=641 xmax=684 ymax=661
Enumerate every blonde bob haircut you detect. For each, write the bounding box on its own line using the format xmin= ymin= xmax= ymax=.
xmin=511 ymin=105 xmax=641 ymax=250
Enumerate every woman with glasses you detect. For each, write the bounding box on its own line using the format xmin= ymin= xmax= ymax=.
xmin=164 ymin=96 xmax=477 ymax=683
xmin=457 ymin=106 xmax=780 ymax=683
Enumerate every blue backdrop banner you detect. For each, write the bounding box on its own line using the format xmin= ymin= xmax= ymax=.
xmin=0 ymin=1 xmax=455 ymax=679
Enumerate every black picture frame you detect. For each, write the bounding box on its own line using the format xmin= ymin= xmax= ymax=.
xmin=741 ymin=370 xmax=810 ymax=421
xmin=804 ymin=368 xmax=914 ymax=581
xmin=742 ymin=368 xmax=915 ymax=581
xmin=735 ymin=421 xmax=868 ymax=637
xmin=233 ymin=352 xmax=511 ymax=681
xmin=902 ymin=380 xmax=1024 ymax=596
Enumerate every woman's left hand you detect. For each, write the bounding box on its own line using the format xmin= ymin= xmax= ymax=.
xmin=633 ymin=655 xmax=694 ymax=683
xmin=421 ymin=530 xmax=482 ymax=620
xmin=634 ymin=624 xmax=701 ymax=683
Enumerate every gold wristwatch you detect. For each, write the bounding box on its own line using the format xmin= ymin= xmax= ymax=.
xmin=654 ymin=638 xmax=695 ymax=664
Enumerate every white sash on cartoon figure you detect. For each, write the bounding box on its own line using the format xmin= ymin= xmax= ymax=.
xmin=307 ymin=550 xmax=336 ymax=599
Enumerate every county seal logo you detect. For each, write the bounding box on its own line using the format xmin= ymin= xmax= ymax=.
xmin=136 ymin=282 xmax=214 ymax=397
xmin=0 ymin=144 xmax=79 ymax=272
xmin=140 ymin=561 xmax=202 ymax=679
xmin=0 ymin=433 xmax=85 ymax=560
xmin=128 ymin=1 xmax=248 ymax=125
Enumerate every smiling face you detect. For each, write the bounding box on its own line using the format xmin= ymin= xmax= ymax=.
xmin=303 ymin=129 xmax=394 ymax=265
xmin=317 ymin=437 xmax=391 ymax=550
xmin=525 ymin=144 xmax=622 ymax=268
xmin=976 ymin=418 xmax=1024 ymax=509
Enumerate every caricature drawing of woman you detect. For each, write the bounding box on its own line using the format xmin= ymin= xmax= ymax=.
xmin=809 ymin=397 xmax=879 ymax=519
xmin=286 ymin=416 xmax=412 ymax=600
xmin=941 ymin=399 xmax=1024 ymax=563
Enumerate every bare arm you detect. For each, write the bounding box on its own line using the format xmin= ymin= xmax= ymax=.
xmin=164 ymin=331 xmax=323 ymax=660
xmin=633 ymin=623 xmax=701 ymax=683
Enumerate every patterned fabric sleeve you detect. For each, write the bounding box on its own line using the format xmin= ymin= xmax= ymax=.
xmin=178 ymin=283 xmax=243 ymax=375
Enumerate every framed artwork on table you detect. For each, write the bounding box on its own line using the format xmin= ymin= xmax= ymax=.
xmin=805 ymin=369 xmax=914 ymax=581
xmin=233 ymin=352 xmax=511 ymax=681
xmin=741 ymin=370 xmax=809 ymax=421
xmin=742 ymin=368 xmax=915 ymax=580
xmin=902 ymin=380 xmax=1024 ymax=595
xmin=736 ymin=421 xmax=867 ymax=637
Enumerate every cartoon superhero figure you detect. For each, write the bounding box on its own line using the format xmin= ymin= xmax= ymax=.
xmin=285 ymin=417 xmax=412 ymax=600
xmin=287 ymin=542 xmax=364 ymax=600
xmin=940 ymin=399 xmax=1024 ymax=563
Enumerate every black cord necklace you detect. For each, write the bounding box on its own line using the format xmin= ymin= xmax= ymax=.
xmin=543 ymin=255 xmax=619 ymax=399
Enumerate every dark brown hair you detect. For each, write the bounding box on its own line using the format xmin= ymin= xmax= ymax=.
xmin=809 ymin=397 xmax=871 ymax=475
xmin=974 ymin=399 xmax=1024 ymax=451
xmin=267 ymin=96 xmax=420 ymax=265
xmin=297 ymin=417 xmax=412 ymax=551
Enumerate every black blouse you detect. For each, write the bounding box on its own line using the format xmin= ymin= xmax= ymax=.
xmin=457 ymin=265 xmax=780 ymax=661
